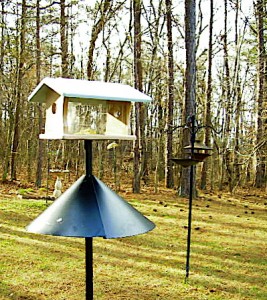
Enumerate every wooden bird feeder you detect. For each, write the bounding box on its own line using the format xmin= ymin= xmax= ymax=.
xmin=28 ymin=77 xmax=151 ymax=141
xmin=27 ymin=78 xmax=154 ymax=299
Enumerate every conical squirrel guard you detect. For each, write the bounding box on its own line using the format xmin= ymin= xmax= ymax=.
xmin=26 ymin=175 xmax=155 ymax=238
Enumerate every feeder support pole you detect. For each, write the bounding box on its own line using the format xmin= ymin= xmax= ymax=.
xmin=84 ymin=140 xmax=93 ymax=300
xmin=185 ymin=115 xmax=196 ymax=279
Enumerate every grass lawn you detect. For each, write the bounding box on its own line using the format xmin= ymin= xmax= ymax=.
xmin=0 ymin=188 xmax=266 ymax=299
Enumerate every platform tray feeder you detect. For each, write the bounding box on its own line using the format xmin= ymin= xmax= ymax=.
xmin=26 ymin=77 xmax=155 ymax=300
xmin=172 ymin=140 xmax=212 ymax=167
xmin=28 ymin=77 xmax=152 ymax=141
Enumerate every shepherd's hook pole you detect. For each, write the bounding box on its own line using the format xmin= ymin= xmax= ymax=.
xmin=84 ymin=140 xmax=93 ymax=300
xmin=185 ymin=115 xmax=196 ymax=281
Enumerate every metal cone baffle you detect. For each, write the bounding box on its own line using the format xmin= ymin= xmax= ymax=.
xmin=27 ymin=140 xmax=155 ymax=300
xmin=26 ymin=174 xmax=155 ymax=238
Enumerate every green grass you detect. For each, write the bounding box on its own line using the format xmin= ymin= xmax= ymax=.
xmin=17 ymin=188 xmax=35 ymax=196
xmin=0 ymin=190 xmax=266 ymax=299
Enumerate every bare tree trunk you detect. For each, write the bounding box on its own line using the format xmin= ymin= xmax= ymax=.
xmin=0 ymin=1 xmax=4 ymax=73
xmin=10 ymin=0 xmax=26 ymax=180
xmin=35 ymin=0 xmax=44 ymax=187
xmin=87 ymin=0 xmax=111 ymax=80
xmin=200 ymin=0 xmax=213 ymax=190
xmin=233 ymin=0 xmax=243 ymax=190
xmin=254 ymin=0 xmax=266 ymax=188
xmin=154 ymin=101 xmax=164 ymax=192
xmin=60 ymin=0 xmax=68 ymax=77
xmin=0 ymin=0 xmax=5 ymax=172
xmin=165 ymin=0 xmax=174 ymax=188
xmin=179 ymin=0 xmax=196 ymax=197
xmin=132 ymin=0 xmax=148 ymax=192
xmin=220 ymin=0 xmax=234 ymax=192
xmin=133 ymin=0 xmax=143 ymax=193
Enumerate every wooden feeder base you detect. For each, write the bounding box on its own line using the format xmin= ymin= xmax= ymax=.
xmin=40 ymin=133 xmax=136 ymax=141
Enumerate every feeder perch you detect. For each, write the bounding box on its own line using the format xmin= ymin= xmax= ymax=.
xmin=28 ymin=77 xmax=152 ymax=141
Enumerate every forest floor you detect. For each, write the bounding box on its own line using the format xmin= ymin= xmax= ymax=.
xmin=0 ymin=179 xmax=267 ymax=299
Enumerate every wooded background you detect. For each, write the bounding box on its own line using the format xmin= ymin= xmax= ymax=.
xmin=0 ymin=0 xmax=266 ymax=194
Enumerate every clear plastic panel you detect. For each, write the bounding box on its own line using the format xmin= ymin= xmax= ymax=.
xmin=67 ymin=101 xmax=107 ymax=135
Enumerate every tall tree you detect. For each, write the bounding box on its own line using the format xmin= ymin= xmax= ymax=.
xmin=1 ymin=2 xmax=15 ymax=181
xmin=255 ymin=0 xmax=266 ymax=188
xmin=10 ymin=0 xmax=27 ymax=180
xmin=87 ymin=0 xmax=111 ymax=80
xmin=232 ymin=0 xmax=245 ymax=189
xmin=60 ymin=0 xmax=68 ymax=77
xmin=0 ymin=1 xmax=4 ymax=74
xmin=165 ymin=0 xmax=174 ymax=188
xmin=0 ymin=0 xmax=5 ymax=154
xmin=132 ymin=0 xmax=145 ymax=193
xmin=219 ymin=0 xmax=234 ymax=192
xmin=179 ymin=0 xmax=196 ymax=196
xmin=35 ymin=0 xmax=43 ymax=187
xmin=200 ymin=0 xmax=213 ymax=190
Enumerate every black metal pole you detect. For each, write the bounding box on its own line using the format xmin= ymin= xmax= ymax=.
xmin=85 ymin=237 xmax=93 ymax=300
xmin=185 ymin=115 xmax=196 ymax=280
xmin=84 ymin=140 xmax=93 ymax=300
xmin=185 ymin=164 xmax=194 ymax=279
xmin=85 ymin=140 xmax=93 ymax=176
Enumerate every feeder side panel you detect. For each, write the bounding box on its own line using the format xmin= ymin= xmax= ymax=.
xmin=105 ymin=101 xmax=131 ymax=136
xmin=45 ymin=95 xmax=64 ymax=136
xmin=63 ymin=97 xmax=69 ymax=134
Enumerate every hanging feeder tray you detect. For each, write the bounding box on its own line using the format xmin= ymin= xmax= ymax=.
xmin=191 ymin=153 xmax=211 ymax=162
xmin=171 ymin=158 xmax=200 ymax=167
xmin=184 ymin=141 xmax=213 ymax=151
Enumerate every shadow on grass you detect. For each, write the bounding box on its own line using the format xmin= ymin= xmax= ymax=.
xmin=1 ymin=196 xmax=267 ymax=299
xmin=0 ymin=281 xmax=44 ymax=300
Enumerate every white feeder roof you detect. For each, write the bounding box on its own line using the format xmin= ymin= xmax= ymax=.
xmin=28 ymin=77 xmax=152 ymax=103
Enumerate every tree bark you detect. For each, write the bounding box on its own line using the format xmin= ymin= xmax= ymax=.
xmin=220 ymin=0 xmax=234 ymax=192
xmin=255 ymin=0 xmax=266 ymax=188
xmin=10 ymin=0 xmax=26 ymax=181
xmin=60 ymin=0 xmax=68 ymax=77
xmin=165 ymin=0 xmax=174 ymax=188
xmin=179 ymin=0 xmax=196 ymax=197
xmin=35 ymin=0 xmax=44 ymax=187
xmin=0 ymin=0 xmax=5 ymax=160
xmin=87 ymin=0 xmax=111 ymax=80
xmin=233 ymin=0 xmax=242 ymax=190
xmin=132 ymin=0 xmax=144 ymax=193
xmin=200 ymin=0 xmax=213 ymax=190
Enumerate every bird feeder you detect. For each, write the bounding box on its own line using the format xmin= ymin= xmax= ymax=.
xmin=184 ymin=140 xmax=212 ymax=162
xmin=170 ymin=115 xmax=212 ymax=280
xmin=28 ymin=77 xmax=152 ymax=140
xmin=27 ymin=77 xmax=155 ymax=299
xmin=172 ymin=140 xmax=212 ymax=167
